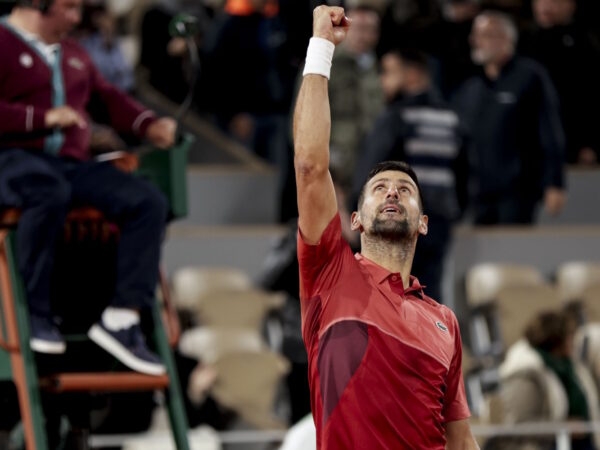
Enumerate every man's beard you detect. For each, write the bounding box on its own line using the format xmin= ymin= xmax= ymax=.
xmin=370 ymin=216 xmax=411 ymax=242
xmin=471 ymin=49 xmax=487 ymax=65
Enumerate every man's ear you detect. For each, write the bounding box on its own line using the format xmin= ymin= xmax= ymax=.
xmin=418 ymin=214 xmax=428 ymax=236
xmin=350 ymin=211 xmax=363 ymax=232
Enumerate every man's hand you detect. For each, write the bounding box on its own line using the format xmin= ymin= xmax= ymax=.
xmin=146 ymin=117 xmax=177 ymax=149
xmin=45 ymin=106 xmax=87 ymax=129
xmin=312 ymin=5 xmax=351 ymax=45
xmin=544 ymin=186 xmax=566 ymax=216
xmin=167 ymin=37 xmax=188 ymax=57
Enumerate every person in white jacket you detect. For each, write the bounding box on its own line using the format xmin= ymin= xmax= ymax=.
xmin=487 ymin=309 xmax=600 ymax=450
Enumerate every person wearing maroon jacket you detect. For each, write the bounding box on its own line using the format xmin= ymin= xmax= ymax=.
xmin=293 ymin=5 xmax=479 ymax=449
xmin=0 ymin=0 xmax=177 ymax=375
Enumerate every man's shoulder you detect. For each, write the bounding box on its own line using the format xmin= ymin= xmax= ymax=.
xmin=0 ymin=23 xmax=23 ymax=52
xmin=421 ymin=299 xmax=460 ymax=328
xmin=510 ymin=56 xmax=550 ymax=81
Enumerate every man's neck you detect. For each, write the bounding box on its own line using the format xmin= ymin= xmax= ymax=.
xmin=7 ymin=9 xmax=41 ymax=37
xmin=360 ymin=236 xmax=416 ymax=288
xmin=8 ymin=8 xmax=59 ymax=44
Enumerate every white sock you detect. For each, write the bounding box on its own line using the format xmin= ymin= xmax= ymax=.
xmin=101 ymin=307 xmax=140 ymax=331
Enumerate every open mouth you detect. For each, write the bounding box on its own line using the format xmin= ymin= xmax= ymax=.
xmin=380 ymin=204 xmax=402 ymax=214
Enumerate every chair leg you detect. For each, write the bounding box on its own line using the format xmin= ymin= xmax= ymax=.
xmin=3 ymin=232 xmax=49 ymax=450
xmin=151 ymin=301 xmax=190 ymax=450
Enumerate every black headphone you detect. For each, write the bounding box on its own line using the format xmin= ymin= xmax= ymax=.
xmin=17 ymin=0 xmax=51 ymax=13
xmin=39 ymin=0 xmax=50 ymax=13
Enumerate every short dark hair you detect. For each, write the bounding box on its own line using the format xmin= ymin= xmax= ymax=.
xmin=357 ymin=161 xmax=424 ymax=211
xmin=15 ymin=0 xmax=51 ymax=12
xmin=524 ymin=310 xmax=574 ymax=353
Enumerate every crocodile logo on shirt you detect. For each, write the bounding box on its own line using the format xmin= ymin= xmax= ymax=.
xmin=435 ymin=321 xmax=448 ymax=332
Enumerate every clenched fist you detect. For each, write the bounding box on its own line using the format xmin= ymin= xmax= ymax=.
xmin=312 ymin=5 xmax=351 ymax=46
xmin=145 ymin=117 xmax=177 ymax=149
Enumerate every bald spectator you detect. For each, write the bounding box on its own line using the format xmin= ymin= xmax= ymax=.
xmin=454 ymin=11 xmax=566 ymax=225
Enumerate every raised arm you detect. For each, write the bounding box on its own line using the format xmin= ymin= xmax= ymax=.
xmin=293 ymin=6 xmax=350 ymax=244
xmin=445 ymin=419 xmax=480 ymax=450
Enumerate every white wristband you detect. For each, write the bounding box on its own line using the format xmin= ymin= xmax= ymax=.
xmin=303 ymin=37 xmax=335 ymax=80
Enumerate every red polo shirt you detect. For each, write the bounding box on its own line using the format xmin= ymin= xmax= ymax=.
xmin=298 ymin=214 xmax=470 ymax=450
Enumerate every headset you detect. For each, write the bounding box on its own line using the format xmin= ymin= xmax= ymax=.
xmin=15 ymin=0 xmax=52 ymax=14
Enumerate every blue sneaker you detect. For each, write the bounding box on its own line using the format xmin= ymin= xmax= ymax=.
xmin=88 ymin=320 xmax=166 ymax=375
xmin=30 ymin=315 xmax=66 ymax=354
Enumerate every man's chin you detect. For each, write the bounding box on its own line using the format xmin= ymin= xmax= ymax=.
xmin=370 ymin=219 xmax=410 ymax=241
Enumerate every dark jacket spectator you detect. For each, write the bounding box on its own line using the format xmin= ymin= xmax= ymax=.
xmin=454 ymin=10 xmax=566 ymax=225
xmin=519 ymin=0 xmax=600 ymax=165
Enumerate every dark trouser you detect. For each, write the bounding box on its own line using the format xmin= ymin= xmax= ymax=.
xmin=474 ymin=192 xmax=538 ymax=225
xmin=412 ymin=217 xmax=451 ymax=304
xmin=0 ymin=149 xmax=168 ymax=317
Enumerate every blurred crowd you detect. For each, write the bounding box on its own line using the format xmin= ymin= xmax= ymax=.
xmin=63 ymin=0 xmax=600 ymax=221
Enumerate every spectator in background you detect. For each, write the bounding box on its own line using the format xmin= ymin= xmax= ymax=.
xmin=75 ymin=0 xmax=136 ymax=155
xmin=199 ymin=0 xmax=291 ymax=208
xmin=430 ymin=0 xmax=481 ymax=99
xmin=140 ymin=0 xmax=208 ymax=103
xmin=352 ymin=48 xmax=468 ymax=303
xmin=76 ymin=0 xmax=134 ymax=94
xmin=328 ymin=4 xmax=383 ymax=186
xmin=376 ymin=0 xmax=441 ymax=56
xmin=487 ymin=310 xmax=600 ymax=450
xmin=575 ymin=0 xmax=600 ymax=41
xmin=454 ymin=10 xmax=566 ymax=225
xmin=519 ymin=0 xmax=600 ymax=165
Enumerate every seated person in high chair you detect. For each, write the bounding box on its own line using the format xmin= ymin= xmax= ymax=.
xmin=0 ymin=0 xmax=178 ymax=376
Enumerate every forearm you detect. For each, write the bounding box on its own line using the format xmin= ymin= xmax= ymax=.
xmin=97 ymin=86 xmax=155 ymax=137
xmin=293 ymin=6 xmax=348 ymax=243
xmin=293 ymin=73 xmax=331 ymax=173
xmin=445 ymin=419 xmax=480 ymax=450
xmin=446 ymin=437 xmax=480 ymax=450
xmin=0 ymin=101 xmax=47 ymax=133
xmin=90 ymin=66 xmax=155 ymax=137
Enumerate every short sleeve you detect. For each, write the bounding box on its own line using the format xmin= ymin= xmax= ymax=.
xmin=442 ymin=312 xmax=471 ymax=423
xmin=297 ymin=213 xmax=344 ymax=300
